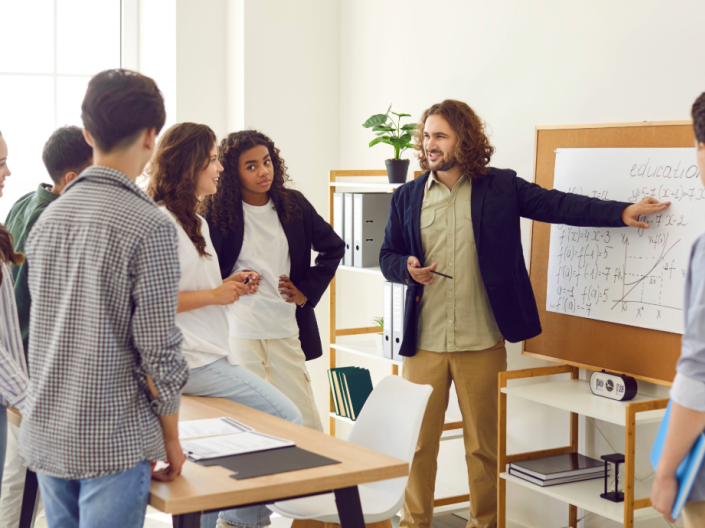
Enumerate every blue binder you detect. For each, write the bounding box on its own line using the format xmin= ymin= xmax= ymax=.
xmin=650 ymin=400 xmax=705 ymax=520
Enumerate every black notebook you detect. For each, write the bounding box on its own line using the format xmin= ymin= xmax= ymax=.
xmin=195 ymin=446 xmax=340 ymax=480
xmin=508 ymin=467 xmax=604 ymax=487
xmin=509 ymin=453 xmax=604 ymax=480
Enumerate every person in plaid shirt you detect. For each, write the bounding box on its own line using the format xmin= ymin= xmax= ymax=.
xmin=18 ymin=69 xmax=188 ymax=528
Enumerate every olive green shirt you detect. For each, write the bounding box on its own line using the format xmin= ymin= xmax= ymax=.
xmin=417 ymin=173 xmax=501 ymax=352
xmin=5 ymin=183 xmax=59 ymax=356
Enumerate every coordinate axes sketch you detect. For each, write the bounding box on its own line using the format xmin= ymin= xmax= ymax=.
xmin=546 ymin=148 xmax=702 ymax=334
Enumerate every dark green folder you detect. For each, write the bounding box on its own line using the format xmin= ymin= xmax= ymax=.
xmin=341 ymin=368 xmax=373 ymax=421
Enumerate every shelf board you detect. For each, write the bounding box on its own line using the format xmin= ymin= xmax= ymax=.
xmin=337 ymin=265 xmax=384 ymax=276
xmin=501 ymin=379 xmax=665 ymax=426
xmin=332 ymin=340 xmax=402 ymax=366
xmin=329 ymin=413 xmax=462 ymax=441
xmin=329 ymin=182 xmax=405 ymax=189
xmin=500 ymin=472 xmax=659 ymax=523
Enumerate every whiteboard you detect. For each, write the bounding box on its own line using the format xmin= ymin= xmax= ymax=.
xmin=545 ymin=148 xmax=702 ymax=334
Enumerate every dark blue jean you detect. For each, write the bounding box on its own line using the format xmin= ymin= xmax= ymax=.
xmin=37 ymin=460 xmax=151 ymax=528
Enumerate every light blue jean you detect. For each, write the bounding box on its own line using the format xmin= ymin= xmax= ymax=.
xmin=0 ymin=407 xmax=6 ymax=500
xmin=183 ymin=357 xmax=303 ymax=528
xmin=36 ymin=460 xmax=151 ymax=528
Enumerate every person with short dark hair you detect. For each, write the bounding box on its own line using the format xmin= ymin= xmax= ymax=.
xmin=17 ymin=69 xmax=188 ymax=528
xmin=651 ymin=92 xmax=705 ymax=528
xmin=380 ymin=99 xmax=671 ymax=528
xmin=5 ymin=125 xmax=93 ymax=353
xmin=0 ymin=125 xmax=92 ymax=525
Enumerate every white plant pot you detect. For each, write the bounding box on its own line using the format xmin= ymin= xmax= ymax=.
xmin=375 ymin=333 xmax=384 ymax=350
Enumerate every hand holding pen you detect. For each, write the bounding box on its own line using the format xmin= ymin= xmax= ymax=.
xmin=407 ymin=256 xmax=454 ymax=286
xmin=225 ymin=270 xmax=261 ymax=294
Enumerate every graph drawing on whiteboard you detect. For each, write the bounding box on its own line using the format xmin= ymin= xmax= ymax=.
xmin=545 ymin=148 xmax=702 ymax=334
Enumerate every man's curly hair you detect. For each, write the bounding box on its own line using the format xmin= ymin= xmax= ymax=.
xmin=200 ymin=130 xmax=301 ymax=232
xmin=414 ymin=99 xmax=494 ymax=182
xmin=693 ymin=92 xmax=705 ymax=144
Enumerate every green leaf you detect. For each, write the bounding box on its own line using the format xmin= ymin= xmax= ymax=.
xmin=399 ymin=133 xmax=414 ymax=143
xmin=385 ymin=103 xmax=392 ymax=115
xmin=372 ymin=125 xmax=394 ymax=132
xmin=363 ymin=113 xmax=389 ymax=128
xmin=391 ymin=112 xmax=411 ymax=117
xmin=401 ymin=123 xmax=418 ymax=131
xmin=369 ymin=137 xmax=395 ymax=148
xmin=389 ymin=137 xmax=411 ymax=150
xmin=376 ymin=131 xmax=391 ymax=136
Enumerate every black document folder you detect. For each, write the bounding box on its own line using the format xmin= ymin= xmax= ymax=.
xmin=194 ymin=446 xmax=340 ymax=480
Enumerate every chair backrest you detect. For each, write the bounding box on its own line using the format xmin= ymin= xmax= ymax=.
xmin=347 ymin=375 xmax=432 ymax=465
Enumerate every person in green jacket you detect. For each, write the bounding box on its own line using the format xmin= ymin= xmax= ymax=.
xmin=5 ymin=125 xmax=93 ymax=353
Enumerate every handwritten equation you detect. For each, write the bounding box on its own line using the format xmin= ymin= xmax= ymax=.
xmin=546 ymin=148 xmax=702 ymax=334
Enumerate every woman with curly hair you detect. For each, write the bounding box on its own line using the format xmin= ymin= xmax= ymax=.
xmin=0 ymin=131 xmax=30 ymax=497
xmin=201 ymin=130 xmax=344 ymax=432
xmin=147 ymin=123 xmax=303 ymax=528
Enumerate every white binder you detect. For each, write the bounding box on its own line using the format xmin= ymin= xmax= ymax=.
xmin=333 ymin=192 xmax=344 ymax=242
xmin=392 ymin=283 xmax=407 ymax=361
xmin=383 ymin=282 xmax=393 ymax=359
xmin=343 ymin=193 xmax=354 ymax=266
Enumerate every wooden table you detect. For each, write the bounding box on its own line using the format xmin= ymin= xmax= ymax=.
xmin=150 ymin=396 xmax=408 ymax=528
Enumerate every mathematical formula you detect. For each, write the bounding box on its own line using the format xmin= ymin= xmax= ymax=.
xmin=546 ymin=148 xmax=702 ymax=334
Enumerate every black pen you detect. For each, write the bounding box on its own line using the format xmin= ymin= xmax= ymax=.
xmin=412 ymin=265 xmax=454 ymax=280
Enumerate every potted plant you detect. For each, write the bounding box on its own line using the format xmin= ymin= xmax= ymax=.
xmin=363 ymin=104 xmax=416 ymax=183
xmin=372 ymin=316 xmax=384 ymax=350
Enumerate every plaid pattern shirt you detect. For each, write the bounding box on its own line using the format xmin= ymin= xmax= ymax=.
xmin=18 ymin=166 xmax=188 ymax=479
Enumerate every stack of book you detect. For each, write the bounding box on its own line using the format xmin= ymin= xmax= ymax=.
xmin=327 ymin=367 xmax=373 ymax=421
xmin=509 ymin=453 xmax=605 ymax=487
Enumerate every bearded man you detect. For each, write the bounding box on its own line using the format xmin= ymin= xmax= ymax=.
xmin=379 ymin=99 xmax=669 ymax=528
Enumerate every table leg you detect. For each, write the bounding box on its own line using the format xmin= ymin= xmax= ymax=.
xmin=334 ymin=486 xmax=365 ymax=528
xmin=19 ymin=469 xmax=38 ymax=528
xmin=172 ymin=512 xmax=201 ymax=528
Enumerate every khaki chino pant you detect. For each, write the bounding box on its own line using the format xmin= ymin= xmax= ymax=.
xmin=231 ymin=334 xmax=324 ymax=432
xmin=684 ymin=500 xmax=705 ymax=527
xmin=401 ymin=341 xmax=507 ymax=528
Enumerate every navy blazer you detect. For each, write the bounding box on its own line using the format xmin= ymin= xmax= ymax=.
xmin=207 ymin=191 xmax=344 ymax=361
xmin=379 ymin=169 xmax=631 ymax=356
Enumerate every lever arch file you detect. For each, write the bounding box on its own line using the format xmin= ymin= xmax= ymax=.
xmin=392 ymin=283 xmax=407 ymax=360
xmin=383 ymin=281 xmax=393 ymax=359
xmin=353 ymin=193 xmax=392 ymax=268
xmin=343 ymin=193 xmax=354 ymax=266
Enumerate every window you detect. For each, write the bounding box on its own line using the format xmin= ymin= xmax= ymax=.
xmin=0 ymin=0 xmax=121 ymax=220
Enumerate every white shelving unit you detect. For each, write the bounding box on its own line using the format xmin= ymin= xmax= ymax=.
xmin=497 ymin=365 xmax=668 ymax=527
xmin=328 ymin=169 xmax=469 ymax=514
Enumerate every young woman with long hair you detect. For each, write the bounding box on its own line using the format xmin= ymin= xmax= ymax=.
xmin=147 ymin=123 xmax=302 ymax=528
xmin=201 ymin=130 xmax=344 ymax=432
xmin=0 ymin=131 xmax=30 ymax=497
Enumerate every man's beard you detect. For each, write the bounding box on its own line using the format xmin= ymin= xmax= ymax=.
xmin=428 ymin=152 xmax=457 ymax=172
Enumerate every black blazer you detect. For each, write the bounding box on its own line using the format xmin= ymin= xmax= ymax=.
xmin=207 ymin=191 xmax=344 ymax=361
xmin=379 ymin=169 xmax=631 ymax=356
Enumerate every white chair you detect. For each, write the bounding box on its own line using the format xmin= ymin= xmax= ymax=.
xmin=268 ymin=375 xmax=432 ymax=528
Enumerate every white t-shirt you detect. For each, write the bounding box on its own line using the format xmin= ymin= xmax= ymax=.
xmin=227 ymin=199 xmax=298 ymax=339
xmin=158 ymin=206 xmax=237 ymax=368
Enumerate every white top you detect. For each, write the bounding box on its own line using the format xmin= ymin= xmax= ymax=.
xmin=228 ymin=199 xmax=297 ymax=339
xmin=159 ymin=206 xmax=237 ymax=368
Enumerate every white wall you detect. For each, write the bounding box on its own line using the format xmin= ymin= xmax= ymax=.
xmin=339 ymin=1 xmax=704 ymax=527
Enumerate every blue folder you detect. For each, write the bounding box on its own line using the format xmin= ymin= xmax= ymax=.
xmin=650 ymin=400 xmax=705 ymax=520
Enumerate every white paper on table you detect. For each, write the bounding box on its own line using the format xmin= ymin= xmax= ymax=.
xmin=546 ymin=148 xmax=703 ymax=334
xmin=178 ymin=417 xmax=254 ymax=440
xmin=182 ymin=432 xmax=295 ymax=460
